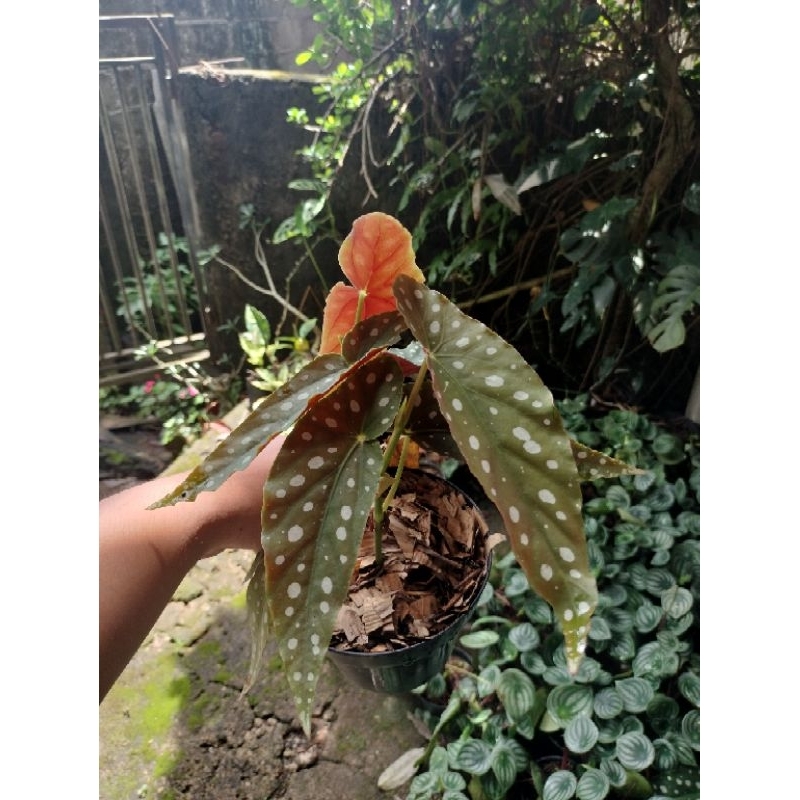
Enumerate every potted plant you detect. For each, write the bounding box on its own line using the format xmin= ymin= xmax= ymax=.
xmin=151 ymin=212 xmax=638 ymax=737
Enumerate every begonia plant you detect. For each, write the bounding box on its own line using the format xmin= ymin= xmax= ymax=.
xmin=151 ymin=212 xmax=638 ymax=735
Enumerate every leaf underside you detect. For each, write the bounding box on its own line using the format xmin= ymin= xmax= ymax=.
xmin=394 ymin=274 xmax=597 ymax=671
xmin=259 ymin=351 xmax=404 ymax=735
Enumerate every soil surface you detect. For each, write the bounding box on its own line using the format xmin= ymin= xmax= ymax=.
xmin=99 ymin=410 xmax=430 ymax=800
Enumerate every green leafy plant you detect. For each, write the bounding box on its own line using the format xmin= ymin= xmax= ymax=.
xmin=151 ymin=213 xmax=639 ymax=736
xmin=391 ymin=395 xmax=699 ymax=799
xmin=238 ymin=303 xmax=317 ymax=396
xmin=278 ymin=0 xmax=699 ymax=402
xmin=99 ymin=373 xmax=210 ymax=447
xmin=100 ymin=340 xmax=242 ymax=447
xmin=115 ymin=232 xmax=219 ymax=337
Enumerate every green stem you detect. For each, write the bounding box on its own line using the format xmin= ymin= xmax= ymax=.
xmin=354 ymin=288 xmax=367 ymax=326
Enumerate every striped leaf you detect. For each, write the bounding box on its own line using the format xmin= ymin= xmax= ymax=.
xmin=564 ymin=715 xmax=599 ymax=753
xmin=260 ymin=351 xmax=404 ymax=734
xmin=497 ymin=668 xmax=537 ymax=721
xmin=543 ymin=770 xmax=578 ymax=800
xmin=576 ymin=767 xmax=610 ymax=800
xmin=546 ymin=684 xmax=595 ymax=726
xmin=394 ymin=275 xmax=597 ymax=673
xmin=615 ymin=732 xmax=655 ymax=771
xmin=615 ymin=677 xmax=654 ymax=713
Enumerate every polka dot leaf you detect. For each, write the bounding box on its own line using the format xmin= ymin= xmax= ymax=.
xmin=570 ymin=440 xmax=647 ymax=481
xmin=340 ymin=310 xmax=408 ymax=363
xmin=260 ymin=351 xmax=404 ymax=735
xmin=403 ymin=378 xmax=462 ymax=460
xmin=393 ymin=274 xmax=597 ymax=674
xmin=148 ymin=354 xmax=348 ymax=509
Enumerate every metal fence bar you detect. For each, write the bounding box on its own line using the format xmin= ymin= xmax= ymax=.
xmin=132 ymin=63 xmax=195 ymax=338
xmin=99 ymin=78 xmax=158 ymax=343
xmin=99 ymin=13 xmax=211 ymax=385
xmin=111 ymin=62 xmax=176 ymax=342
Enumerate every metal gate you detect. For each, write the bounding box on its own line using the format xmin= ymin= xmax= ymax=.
xmin=99 ymin=14 xmax=210 ymax=386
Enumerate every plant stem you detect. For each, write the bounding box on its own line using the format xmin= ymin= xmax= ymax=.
xmin=354 ymin=288 xmax=367 ymax=326
xmin=372 ymin=358 xmax=429 ymax=568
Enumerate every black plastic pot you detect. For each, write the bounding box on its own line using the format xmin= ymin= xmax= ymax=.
xmin=326 ymin=471 xmax=491 ymax=694
xmin=326 ymin=587 xmax=486 ymax=693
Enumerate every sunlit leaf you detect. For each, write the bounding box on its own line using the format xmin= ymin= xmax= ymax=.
xmin=149 ymin=354 xmax=347 ymax=508
xmin=319 ymin=282 xmax=397 ymax=355
xmin=570 ymin=440 xmax=645 ymax=480
xmin=484 ymin=173 xmax=521 ymax=214
xmin=378 ymin=747 xmax=426 ymax=790
xmin=395 ymin=275 xmax=597 ymax=674
xmin=338 ymin=211 xmax=424 ymax=297
xmin=260 ymin=352 xmax=404 ymax=735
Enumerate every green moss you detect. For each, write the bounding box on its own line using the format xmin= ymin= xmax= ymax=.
xmin=186 ymin=692 xmax=215 ymax=731
xmin=195 ymin=639 xmax=221 ymax=658
xmin=230 ymin=588 xmax=248 ymax=609
xmin=100 ymin=652 xmax=189 ymax=800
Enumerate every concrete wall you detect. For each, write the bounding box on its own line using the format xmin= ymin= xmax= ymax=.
xmin=100 ymin=3 xmax=341 ymax=367
xmin=99 ymin=0 xmax=323 ymax=72
xmin=175 ymin=69 xmax=341 ymax=361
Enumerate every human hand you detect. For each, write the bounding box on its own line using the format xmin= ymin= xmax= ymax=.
xmin=191 ymin=432 xmax=287 ymax=558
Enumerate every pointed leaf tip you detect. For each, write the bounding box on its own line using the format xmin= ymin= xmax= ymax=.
xmin=261 ymin=352 xmax=404 ymax=733
xmin=393 ymin=275 xmax=598 ymax=675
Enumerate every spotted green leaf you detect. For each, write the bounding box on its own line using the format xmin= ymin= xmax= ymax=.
xmin=260 ymin=351 xmax=404 ymax=735
xmin=341 ymin=310 xmax=407 ymax=363
xmin=149 ymin=354 xmax=347 ymax=508
xmin=394 ymin=275 xmax=597 ymax=673
xmin=404 ymin=378 xmax=462 ymax=460
xmin=570 ymin=441 xmax=645 ymax=480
